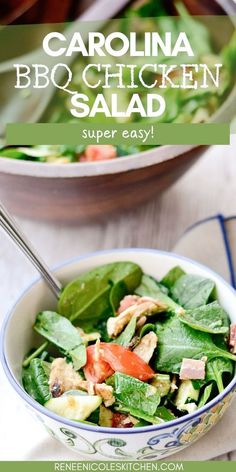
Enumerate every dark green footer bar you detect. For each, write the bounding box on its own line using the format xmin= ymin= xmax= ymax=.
xmin=0 ymin=462 xmax=235 ymax=472
xmin=6 ymin=123 xmax=230 ymax=146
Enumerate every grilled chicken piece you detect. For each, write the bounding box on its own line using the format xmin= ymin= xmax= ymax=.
xmin=107 ymin=297 xmax=167 ymax=338
xmin=49 ymin=357 xmax=116 ymax=406
xmin=136 ymin=315 xmax=147 ymax=328
xmin=117 ymin=295 xmax=140 ymax=315
xmin=94 ymin=383 xmax=115 ymax=407
xmin=49 ymin=358 xmax=87 ymax=397
xmin=170 ymin=375 xmax=178 ymax=393
xmin=133 ymin=332 xmax=158 ymax=364
xmin=77 ymin=327 xmax=100 ymax=343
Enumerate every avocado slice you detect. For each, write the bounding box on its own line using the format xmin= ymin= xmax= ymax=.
xmin=151 ymin=374 xmax=171 ymax=397
xmin=45 ymin=394 xmax=102 ymax=421
xmin=174 ymin=380 xmax=200 ymax=412
xmin=99 ymin=405 xmax=113 ymax=427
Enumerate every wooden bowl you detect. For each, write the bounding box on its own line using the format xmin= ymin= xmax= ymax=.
xmin=0 ymin=0 xmax=235 ymax=222
xmin=0 ymin=145 xmax=207 ymax=222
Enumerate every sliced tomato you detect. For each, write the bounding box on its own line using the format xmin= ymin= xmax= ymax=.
xmin=83 ymin=145 xmax=117 ymax=162
xmin=100 ymin=343 xmax=154 ymax=381
xmin=84 ymin=344 xmax=114 ymax=383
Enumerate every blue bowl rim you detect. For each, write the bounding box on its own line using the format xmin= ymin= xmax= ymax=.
xmin=1 ymin=247 xmax=236 ymax=435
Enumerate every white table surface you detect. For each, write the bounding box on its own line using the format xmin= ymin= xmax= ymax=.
xmin=0 ymin=136 xmax=236 ymax=460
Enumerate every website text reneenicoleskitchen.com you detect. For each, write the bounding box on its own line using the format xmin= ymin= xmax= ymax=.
xmin=54 ymin=463 xmax=184 ymax=472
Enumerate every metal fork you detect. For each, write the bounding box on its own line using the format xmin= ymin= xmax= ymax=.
xmin=0 ymin=201 xmax=62 ymax=298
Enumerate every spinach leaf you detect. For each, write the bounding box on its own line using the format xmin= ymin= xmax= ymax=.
xmin=115 ymin=404 xmax=175 ymax=425
xmin=192 ymin=379 xmax=205 ymax=390
xmin=136 ymin=274 xmax=168 ymax=297
xmin=58 ymin=262 xmax=142 ymax=322
xmin=139 ymin=323 xmax=156 ymax=338
xmin=34 ymin=311 xmax=86 ymax=370
xmin=110 ymin=280 xmax=127 ymax=314
xmin=87 ymin=407 xmax=100 ymax=425
xmin=161 ymin=266 xmax=185 ymax=290
xmin=0 ymin=149 xmax=26 ymax=159
xmin=171 ymin=274 xmax=215 ymax=309
xmin=115 ymin=405 xmax=164 ymax=425
xmin=135 ymin=274 xmax=181 ymax=313
xmin=115 ymin=317 xmax=136 ymax=347
xmin=176 ymin=2 xmax=212 ymax=57
xmin=155 ymin=406 xmax=176 ymax=421
xmin=22 ymin=359 xmax=51 ymax=405
xmin=198 ymin=384 xmax=213 ymax=408
xmin=206 ymin=334 xmax=235 ymax=393
xmin=109 ymin=372 xmax=160 ymax=417
xmin=38 ymin=350 xmax=50 ymax=361
xmin=94 ymin=318 xmax=111 ymax=342
xmin=130 ymin=0 xmax=167 ymax=18
xmin=221 ymin=31 xmax=236 ymax=75
xmin=116 ymin=145 xmax=140 ymax=156
xmin=70 ymin=345 xmax=87 ymax=371
xmin=133 ymin=419 xmax=150 ymax=427
xmin=155 ymin=315 xmax=236 ymax=374
xmin=206 ymin=358 xmax=234 ymax=393
xmin=23 ymin=341 xmax=48 ymax=367
xmin=178 ymin=301 xmax=230 ymax=334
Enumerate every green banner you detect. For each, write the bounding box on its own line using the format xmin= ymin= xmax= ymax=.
xmin=6 ymin=123 xmax=230 ymax=146
xmin=0 ymin=462 xmax=235 ymax=472
xmin=1 ymin=15 xmax=236 ymax=144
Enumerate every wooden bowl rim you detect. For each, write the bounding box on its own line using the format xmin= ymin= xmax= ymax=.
xmin=0 ymin=0 xmax=235 ymax=179
xmin=0 ymin=82 xmax=235 ymax=179
xmin=0 ymin=144 xmax=199 ymax=178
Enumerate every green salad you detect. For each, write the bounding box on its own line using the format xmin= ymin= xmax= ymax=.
xmin=22 ymin=261 xmax=236 ymax=428
xmin=1 ymin=0 xmax=236 ymax=163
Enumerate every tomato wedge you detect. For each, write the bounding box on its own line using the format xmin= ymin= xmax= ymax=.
xmin=84 ymin=342 xmax=154 ymax=383
xmin=100 ymin=343 xmax=154 ymax=381
xmin=84 ymin=344 xmax=114 ymax=383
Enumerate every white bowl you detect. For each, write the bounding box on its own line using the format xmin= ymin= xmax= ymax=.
xmin=1 ymin=249 xmax=236 ymax=460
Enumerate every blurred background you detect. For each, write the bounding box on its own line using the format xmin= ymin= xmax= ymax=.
xmin=0 ymin=0 xmax=226 ymax=24
xmin=0 ymin=0 xmax=93 ymax=24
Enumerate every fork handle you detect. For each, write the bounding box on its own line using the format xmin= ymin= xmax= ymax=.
xmin=0 ymin=202 xmax=62 ymax=299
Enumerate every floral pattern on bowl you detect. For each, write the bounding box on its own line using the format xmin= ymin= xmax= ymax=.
xmin=27 ymin=389 xmax=234 ymax=460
